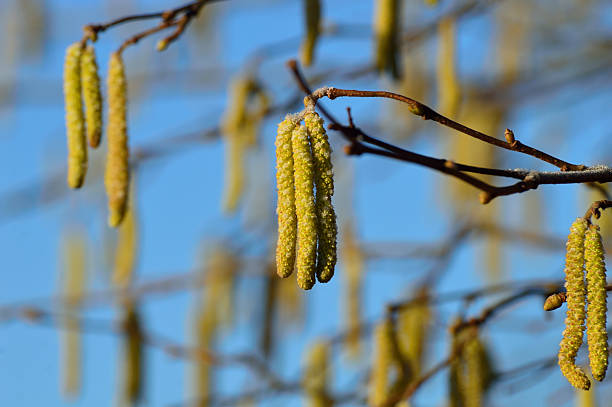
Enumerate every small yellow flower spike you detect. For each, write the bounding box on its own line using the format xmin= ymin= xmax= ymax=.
xmin=585 ymin=224 xmax=608 ymax=381
xmin=369 ymin=319 xmax=394 ymax=407
xmin=292 ymin=124 xmax=317 ymax=290
xmin=105 ymin=52 xmax=130 ymax=227
xmin=373 ymin=0 xmax=400 ymax=78
xmin=80 ymin=45 xmax=102 ymax=148
xmin=63 ymin=42 xmax=87 ymax=188
xmin=303 ymin=341 xmax=332 ymax=407
xmin=559 ymin=218 xmax=591 ymax=390
xmin=275 ymin=117 xmax=298 ymax=278
xmin=304 ymin=112 xmax=337 ymax=283
xmin=300 ymin=0 xmax=321 ymax=67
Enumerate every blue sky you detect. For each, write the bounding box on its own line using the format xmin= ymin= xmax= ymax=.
xmin=1 ymin=0 xmax=612 ymax=406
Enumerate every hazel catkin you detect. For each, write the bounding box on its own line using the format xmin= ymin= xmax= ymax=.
xmin=304 ymin=112 xmax=337 ymax=283
xmin=300 ymin=0 xmax=321 ymax=67
xmin=80 ymin=45 xmax=102 ymax=148
xmin=63 ymin=42 xmax=87 ymax=189
xmin=558 ymin=218 xmax=590 ymax=390
xmin=369 ymin=319 xmax=394 ymax=407
xmin=373 ymin=0 xmax=400 ymax=77
xmin=105 ymin=52 xmax=130 ymax=227
xmin=585 ymin=224 xmax=608 ymax=382
xmin=292 ymin=124 xmax=317 ymax=290
xmin=303 ymin=341 xmax=332 ymax=407
xmin=275 ymin=117 xmax=298 ymax=279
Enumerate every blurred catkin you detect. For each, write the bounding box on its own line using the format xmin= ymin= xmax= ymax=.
xmin=373 ymin=0 xmax=400 ymax=78
xmin=369 ymin=319 xmax=394 ymax=406
xmin=437 ymin=18 xmax=460 ymax=118
xmin=113 ymin=200 xmax=138 ymax=288
xmin=304 ymin=112 xmax=337 ymax=283
xmin=80 ymin=45 xmax=103 ymax=148
xmin=221 ymin=131 xmax=246 ymax=213
xmin=585 ymin=224 xmax=608 ymax=381
xmin=397 ymin=287 xmax=431 ymax=379
xmin=303 ymin=341 xmax=333 ymax=407
xmin=105 ymin=52 xmax=129 ymax=227
xmin=300 ymin=0 xmax=321 ymax=67
xmin=275 ymin=117 xmax=298 ymax=278
xmin=341 ymin=222 xmax=364 ymax=358
xmin=292 ymin=124 xmax=317 ymax=290
xmin=559 ymin=218 xmax=590 ymax=390
xmin=64 ymin=42 xmax=87 ymax=188
xmin=61 ymin=233 xmax=87 ymax=398
xmin=120 ymin=302 xmax=144 ymax=406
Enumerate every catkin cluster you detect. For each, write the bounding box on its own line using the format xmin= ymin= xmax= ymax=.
xmin=275 ymin=111 xmax=337 ymax=290
xmin=63 ymin=41 xmax=132 ymax=228
xmin=557 ymin=218 xmax=609 ymax=390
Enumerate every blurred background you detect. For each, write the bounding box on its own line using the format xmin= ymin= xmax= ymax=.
xmin=1 ymin=0 xmax=612 ymax=405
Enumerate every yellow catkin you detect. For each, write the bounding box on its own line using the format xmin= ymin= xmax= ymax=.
xmin=585 ymin=224 xmax=608 ymax=381
xmin=304 ymin=112 xmax=337 ymax=283
xmin=64 ymin=42 xmax=87 ymax=188
xmin=559 ymin=218 xmax=591 ymax=390
xmin=303 ymin=341 xmax=332 ymax=407
xmin=342 ymin=222 xmax=364 ymax=358
xmin=437 ymin=17 xmax=460 ymax=118
xmin=576 ymin=385 xmax=596 ymax=407
xmin=120 ymin=302 xmax=144 ymax=405
xmin=192 ymin=306 xmax=216 ymax=407
xmin=105 ymin=52 xmax=130 ymax=227
xmin=275 ymin=117 xmax=298 ymax=278
xmin=292 ymin=124 xmax=317 ymax=290
xmin=112 ymin=201 xmax=138 ymax=288
xmin=373 ymin=0 xmax=400 ymax=77
xmin=221 ymin=131 xmax=246 ymax=213
xmin=61 ymin=233 xmax=87 ymax=398
xmin=369 ymin=319 xmax=394 ymax=407
xmin=300 ymin=0 xmax=321 ymax=67
xmin=80 ymin=45 xmax=103 ymax=148
xmin=397 ymin=287 xmax=430 ymax=379
xmin=204 ymin=246 xmax=238 ymax=327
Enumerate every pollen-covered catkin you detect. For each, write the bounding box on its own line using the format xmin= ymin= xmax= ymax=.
xmin=64 ymin=43 xmax=87 ymax=188
xmin=303 ymin=341 xmax=332 ymax=407
xmin=292 ymin=124 xmax=317 ymax=290
xmin=559 ymin=218 xmax=590 ymax=390
xmin=300 ymin=0 xmax=321 ymax=67
xmin=304 ymin=112 xmax=337 ymax=283
xmin=373 ymin=0 xmax=400 ymax=77
xmin=105 ymin=52 xmax=130 ymax=227
xmin=80 ymin=45 xmax=102 ymax=148
xmin=275 ymin=117 xmax=298 ymax=278
xmin=585 ymin=224 xmax=608 ymax=381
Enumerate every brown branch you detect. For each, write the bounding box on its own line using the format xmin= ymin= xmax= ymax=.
xmin=584 ymin=199 xmax=612 ymax=222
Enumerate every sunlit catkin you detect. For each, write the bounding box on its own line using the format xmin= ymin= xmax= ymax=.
xmin=275 ymin=117 xmax=298 ymax=278
xmin=369 ymin=319 xmax=394 ymax=406
xmin=221 ymin=132 xmax=246 ymax=213
xmin=303 ymin=341 xmax=332 ymax=407
xmin=292 ymin=124 xmax=317 ymax=290
xmin=105 ymin=52 xmax=130 ymax=227
xmin=304 ymin=112 xmax=337 ymax=283
xmin=373 ymin=0 xmax=400 ymax=77
xmin=80 ymin=45 xmax=102 ymax=148
xmin=559 ymin=218 xmax=590 ymax=390
xmin=585 ymin=224 xmax=608 ymax=381
xmin=64 ymin=42 xmax=87 ymax=188
xmin=300 ymin=0 xmax=321 ymax=67
xmin=437 ymin=18 xmax=460 ymax=118
xmin=120 ymin=303 xmax=144 ymax=405
xmin=463 ymin=330 xmax=494 ymax=407
xmin=397 ymin=287 xmax=431 ymax=379
xmin=112 ymin=202 xmax=138 ymax=288
xmin=342 ymin=222 xmax=364 ymax=358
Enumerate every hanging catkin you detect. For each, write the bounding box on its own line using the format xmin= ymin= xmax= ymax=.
xmin=303 ymin=341 xmax=333 ymax=407
xmin=373 ymin=0 xmax=400 ymax=77
xmin=300 ymin=0 xmax=321 ymax=67
xmin=397 ymin=287 xmax=431 ymax=379
xmin=275 ymin=117 xmax=298 ymax=279
xmin=559 ymin=218 xmax=590 ymax=390
xmin=112 ymin=200 xmax=138 ymax=288
xmin=304 ymin=112 xmax=337 ymax=283
xmin=437 ymin=17 xmax=460 ymax=118
xmin=585 ymin=224 xmax=608 ymax=381
xmin=369 ymin=319 xmax=394 ymax=406
xmin=342 ymin=222 xmax=364 ymax=358
xmin=64 ymin=42 xmax=87 ymax=188
xmin=80 ymin=45 xmax=102 ymax=148
xmin=61 ymin=233 xmax=87 ymax=398
xmin=222 ymin=131 xmax=246 ymax=213
xmin=120 ymin=302 xmax=144 ymax=405
xmin=105 ymin=52 xmax=130 ymax=227
xmin=292 ymin=124 xmax=317 ymax=290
